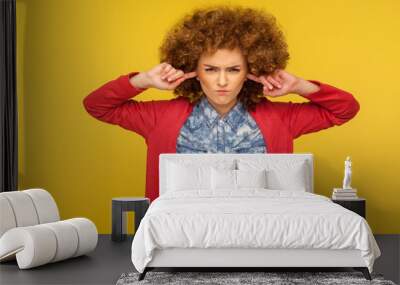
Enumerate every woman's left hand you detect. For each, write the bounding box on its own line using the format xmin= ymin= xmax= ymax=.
xmin=247 ymin=69 xmax=301 ymax=97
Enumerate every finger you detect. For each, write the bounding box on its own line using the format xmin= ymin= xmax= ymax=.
xmin=260 ymin=76 xmax=274 ymax=90
xmin=267 ymin=75 xmax=282 ymax=88
xmin=161 ymin=65 xmax=173 ymax=77
xmin=246 ymin=73 xmax=261 ymax=83
xmin=170 ymin=76 xmax=186 ymax=89
xmin=275 ymin=69 xmax=285 ymax=82
xmin=275 ymin=76 xmax=283 ymax=85
xmin=262 ymin=85 xmax=274 ymax=96
xmin=263 ymin=87 xmax=281 ymax=98
xmin=160 ymin=62 xmax=170 ymax=73
xmin=161 ymin=65 xmax=173 ymax=79
xmin=167 ymin=70 xmax=184 ymax=82
xmin=272 ymin=69 xmax=281 ymax=76
xmin=263 ymin=86 xmax=272 ymax=94
xmin=165 ymin=69 xmax=183 ymax=82
xmin=184 ymin=71 xmax=197 ymax=79
xmin=163 ymin=68 xmax=178 ymax=81
xmin=160 ymin=62 xmax=169 ymax=70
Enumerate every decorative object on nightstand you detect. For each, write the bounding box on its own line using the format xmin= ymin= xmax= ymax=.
xmin=332 ymin=188 xmax=358 ymax=200
xmin=332 ymin=156 xmax=359 ymax=200
xmin=342 ymin=156 xmax=352 ymax=189
xmin=112 ymin=197 xmax=150 ymax=242
xmin=331 ymin=156 xmax=365 ymax=217
xmin=332 ymin=198 xmax=366 ymax=218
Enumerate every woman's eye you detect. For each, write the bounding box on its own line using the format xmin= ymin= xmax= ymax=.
xmin=204 ymin=68 xmax=240 ymax=72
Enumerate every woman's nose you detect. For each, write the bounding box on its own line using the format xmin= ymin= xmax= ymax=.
xmin=217 ymin=72 xmax=228 ymax=87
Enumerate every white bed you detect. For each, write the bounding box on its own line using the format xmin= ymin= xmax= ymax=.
xmin=131 ymin=153 xmax=381 ymax=281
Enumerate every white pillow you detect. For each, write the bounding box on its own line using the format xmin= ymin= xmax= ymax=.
xmin=265 ymin=163 xmax=307 ymax=191
xmin=166 ymin=160 xmax=236 ymax=192
xmin=237 ymin=159 xmax=309 ymax=191
xmin=236 ymin=169 xmax=267 ymax=188
xmin=167 ymin=162 xmax=211 ymax=191
xmin=211 ymin=168 xmax=236 ymax=190
xmin=211 ymin=168 xmax=268 ymax=190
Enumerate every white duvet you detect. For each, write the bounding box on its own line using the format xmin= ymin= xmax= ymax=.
xmin=131 ymin=189 xmax=381 ymax=273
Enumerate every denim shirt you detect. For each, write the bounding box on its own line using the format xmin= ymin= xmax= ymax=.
xmin=176 ymin=96 xmax=267 ymax=153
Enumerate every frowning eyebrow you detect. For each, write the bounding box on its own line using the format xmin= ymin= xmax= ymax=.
xmin=203 ymin=64 xmax=241 ymax=68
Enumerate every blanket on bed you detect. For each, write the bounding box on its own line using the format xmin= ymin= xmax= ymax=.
xmin=131 ymin=190 xmax=380 ymax=273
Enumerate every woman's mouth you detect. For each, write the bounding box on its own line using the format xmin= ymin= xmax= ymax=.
xmin=216 ymin=90 xmax=229 ymax=95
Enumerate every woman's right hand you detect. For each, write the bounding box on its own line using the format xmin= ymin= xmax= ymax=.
xmin=131 ymin=63 xmax=197 ymax=90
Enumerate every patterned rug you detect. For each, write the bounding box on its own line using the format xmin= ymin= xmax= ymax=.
xmin=116 ymin=271 xmax=396 ymax=285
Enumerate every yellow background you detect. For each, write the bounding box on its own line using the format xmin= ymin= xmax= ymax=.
xmin=16 ymin=0 xmax=400 ymax=234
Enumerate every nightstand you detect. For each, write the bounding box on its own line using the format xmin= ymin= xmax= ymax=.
xmin=332 ymin=198 xmax=366 ymax=218
xmin=111 ymin=197 xmax=150 ymax=242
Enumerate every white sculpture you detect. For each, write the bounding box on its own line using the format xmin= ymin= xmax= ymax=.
xmin=342 ymin=156 xmax=352 ymax=189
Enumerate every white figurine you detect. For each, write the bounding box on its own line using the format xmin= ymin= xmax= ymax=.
xmin=342 ymin=156 xmax=352 ymax=189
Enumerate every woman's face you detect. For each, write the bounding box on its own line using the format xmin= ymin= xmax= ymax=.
xmin=196 ymin=48 xmax=248 ymax=116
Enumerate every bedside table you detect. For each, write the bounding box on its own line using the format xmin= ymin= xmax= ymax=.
xmin=332 ymin=198 xmax=366 ymax=218
xmin=111 ymin=197 xmax=150 ymax=242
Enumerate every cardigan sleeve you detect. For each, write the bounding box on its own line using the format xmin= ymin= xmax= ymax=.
xmin=83 ymin=72 xmax=165 ymax=140
xmin=275 ymin=80 xmax=360 ymax=139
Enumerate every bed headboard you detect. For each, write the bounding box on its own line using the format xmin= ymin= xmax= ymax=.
xmin=159 ymin=153 xmax=314 ymax=195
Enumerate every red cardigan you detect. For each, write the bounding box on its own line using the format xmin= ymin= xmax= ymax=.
xmin=83 ymin=72 xmax=360 ymax=202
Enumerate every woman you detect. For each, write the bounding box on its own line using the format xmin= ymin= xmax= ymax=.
xmin=83 ymin=6 xmax=360 ymax=202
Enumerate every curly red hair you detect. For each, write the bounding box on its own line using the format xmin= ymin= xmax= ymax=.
xmin=159 ymin=5 xmax=290 ymax=110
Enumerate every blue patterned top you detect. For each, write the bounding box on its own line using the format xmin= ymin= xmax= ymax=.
xmin=176 ymin=96 xmax=267 ymax=153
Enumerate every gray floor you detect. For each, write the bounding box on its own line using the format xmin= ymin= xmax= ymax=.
xmin=0 ymin=235 xmax=399 ymax=285
xmin=374 ymin=235 xmax=400 ymax=284
xmin=0 ymin=235 xmax=135 ymax=285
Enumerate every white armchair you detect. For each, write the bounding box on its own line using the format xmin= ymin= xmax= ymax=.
xmin=0 ymin=188 xmax=98 ymax=269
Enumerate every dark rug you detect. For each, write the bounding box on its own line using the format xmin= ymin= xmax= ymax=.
xmin=116 ymin=271 xmax=396 ymax=285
